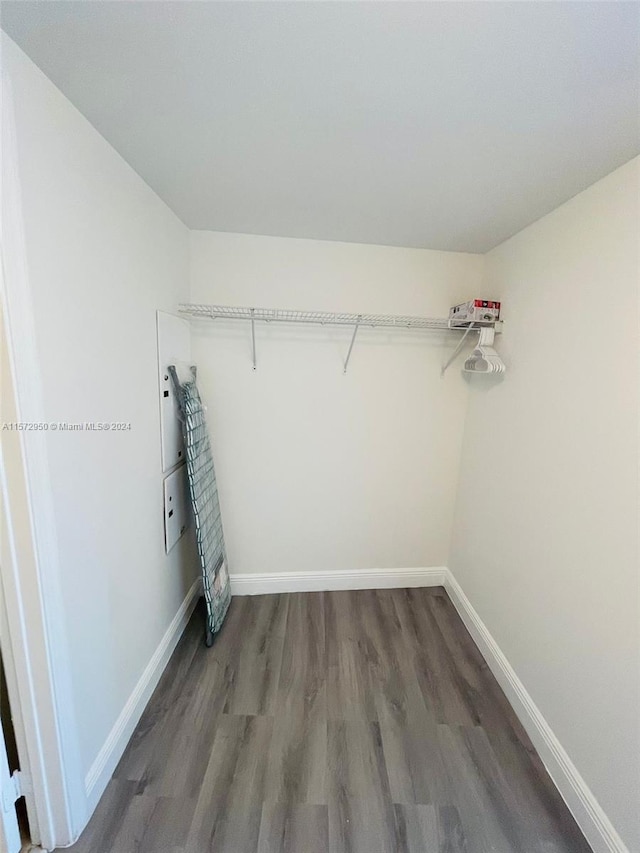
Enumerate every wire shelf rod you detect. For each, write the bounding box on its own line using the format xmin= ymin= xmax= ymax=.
xmin=179 ymin=303 xmax=502 ymax=373
xmin=178 ymin=303 xmax=495 ymax=331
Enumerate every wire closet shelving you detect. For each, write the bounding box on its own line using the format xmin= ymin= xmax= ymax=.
xmin=178 ymin=303 xmax=502 ymax=374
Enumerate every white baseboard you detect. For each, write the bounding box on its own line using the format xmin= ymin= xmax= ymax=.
xmin=443 ymin=569 xmax=628 ymax=853
xmin=229 ymin=566 xmax=447 ymax=595
xmin=84 ymin=577 xmax=201 ymax=811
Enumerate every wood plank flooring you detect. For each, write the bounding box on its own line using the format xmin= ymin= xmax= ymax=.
xmin=59 ymin=589 xmax=593 ymax=853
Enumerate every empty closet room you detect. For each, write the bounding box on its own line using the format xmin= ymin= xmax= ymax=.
xmin=0 ymin=2 xmax=638 ymax=853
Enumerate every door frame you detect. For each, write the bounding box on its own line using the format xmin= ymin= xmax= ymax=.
xmin=0 ymin=67 xmax=85 ymax=849
xmin=0 ymin=630 xmax=23 ymax=853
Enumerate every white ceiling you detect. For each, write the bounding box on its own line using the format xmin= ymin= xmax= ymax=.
xmin=2 ymin=1 xmax=638 ymax=252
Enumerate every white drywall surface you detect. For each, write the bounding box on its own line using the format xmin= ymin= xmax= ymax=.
xmin=3 ymin=2 xmax=638 ymax=252
xmin=2 ymin=35 xmax=198 ymax=802
xmin=451 ymin=157 xmax=640 ymax=852
xmin=190 ymin=231 xmax=485 ymax=575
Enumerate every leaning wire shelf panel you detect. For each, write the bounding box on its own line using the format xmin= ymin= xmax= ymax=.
xmin=168 ymin=365 xmax=231 ymax=646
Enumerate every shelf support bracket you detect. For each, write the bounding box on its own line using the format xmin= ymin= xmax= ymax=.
xmin=343 ymin=316 xmax=362 ymax=374
xmin=441 ymin=323 xmax=476 ymax=376
xmin=250 ymin=308 xmax=257 ymax=370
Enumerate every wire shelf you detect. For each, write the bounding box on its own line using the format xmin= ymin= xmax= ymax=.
xmin=178 ymin=303 xmax=501 ymax=373
xmin=178 ymin=303 xmax=487 ymax=331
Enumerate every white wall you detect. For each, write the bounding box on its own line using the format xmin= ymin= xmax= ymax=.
xmin=190 ymin=231 xmax=484 ymax=575
xmin=451 ymin=158 xmax=639 ymax=852
xmin=2 ymin=35 xmax=197 ymax=833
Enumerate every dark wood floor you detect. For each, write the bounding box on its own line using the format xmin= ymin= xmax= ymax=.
xmin=60 ymin=588 xmax=593 ymax=853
